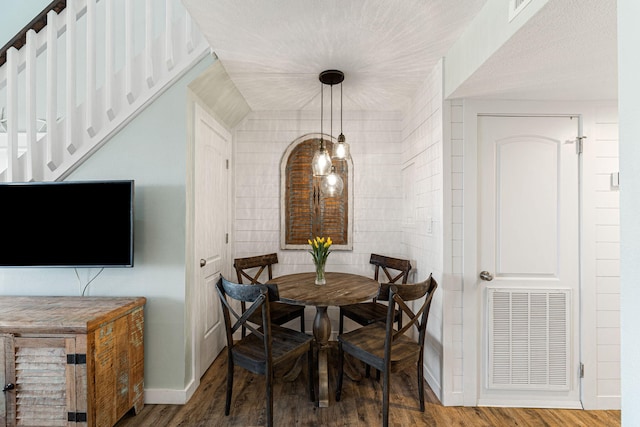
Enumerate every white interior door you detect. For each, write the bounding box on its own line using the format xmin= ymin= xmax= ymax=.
xmin=194 ymin=103 xmax=230 ymax=378
xmin=476 ymin=115 xmax=581 ymax=408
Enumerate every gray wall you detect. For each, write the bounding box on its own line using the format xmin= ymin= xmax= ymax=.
xmin=618 ymin=1 xmax=639 ymax=425
xmin=0 ymin=54 xmax=214 ymax=392
xmin=0 ymin=1 xmax=51 ymax=44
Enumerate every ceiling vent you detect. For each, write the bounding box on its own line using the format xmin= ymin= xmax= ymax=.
xmin=508 ymin=0 xmax=533 ymax=22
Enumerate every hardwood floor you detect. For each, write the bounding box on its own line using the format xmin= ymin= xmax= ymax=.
xmin=115 ymin=351 xmax=620 ymax=427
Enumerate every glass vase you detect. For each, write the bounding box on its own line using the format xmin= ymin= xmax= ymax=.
xmin=315 ymin=261 xmax=326 ymax=285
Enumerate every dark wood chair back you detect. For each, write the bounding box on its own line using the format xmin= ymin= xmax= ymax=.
xmin=381 ymin=274 xmax=437 ymax=354
xmin=234 ymin=253 xmax=278 ymax=284
xmin=233 ymin=253 xmax=296 ymax=338
xmin=370 ymin=253 xmax=412 ymax=285
xmin=216 ymin=276 xmax=273 ymax=357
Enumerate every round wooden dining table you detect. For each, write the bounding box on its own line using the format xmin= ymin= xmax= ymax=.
xmin=267 ymin=272 xmax=379 ymax=407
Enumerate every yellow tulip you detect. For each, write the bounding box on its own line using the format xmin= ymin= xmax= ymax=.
xmin=327 ymin=237 xmax=332 ymax=246
xmin=308 ymin=239 xmax=313 ymax=245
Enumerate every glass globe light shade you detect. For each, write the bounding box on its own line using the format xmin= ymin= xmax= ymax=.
xmin=332 ymin=133 xmax=350 ymax=159
xmin=312 ymin=145 xmax=332 ymax=176
xmin=321 ymin=167 xmax=344 ymax=196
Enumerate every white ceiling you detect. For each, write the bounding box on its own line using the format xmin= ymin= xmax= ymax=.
xmin=182 ymin=0 xmax=618 ymax=112
xmin=450 ymin=0 xmax=618 ymax=101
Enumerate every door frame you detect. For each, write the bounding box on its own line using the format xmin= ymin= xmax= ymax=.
xmin=185 ymin=95 xmax=234 ymax=402
xmin=461 ymin=100 xmax=596 ymax=408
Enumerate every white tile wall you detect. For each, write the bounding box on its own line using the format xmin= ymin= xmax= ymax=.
xmin=400 ymin=60 xmax=444 ymax=397
xmin=232 ymin=109 xmax=405 ymax=331
xmin=449 ymin=99 xmax=464 ymax=396
xmin=594 ymin=106 xmax=621 ymax=403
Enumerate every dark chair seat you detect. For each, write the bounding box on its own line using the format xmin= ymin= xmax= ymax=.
xmin=339 ymin=322 xmax=422 ymax=370
xmin=339 ymin=253 xmax=412 ymax=334
xmin=338 ymin=301 xmax=399 ymax=327
xmin=232 ymin=323 xmax=313 ymax=374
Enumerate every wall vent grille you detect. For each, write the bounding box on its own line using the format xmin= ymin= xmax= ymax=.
xmin=488 ymin=288 xmax=571 ymax=390
xmin=509 ymin=0 xmax=533 ymax=22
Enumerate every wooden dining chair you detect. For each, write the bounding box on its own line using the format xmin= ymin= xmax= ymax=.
xmin=338 ymin=253 xmax=412 ymax=335
xmin=234 ymin=253 xmax=305 ymax=337
xmin=335 ymin=275 xmax=437 ymax=427
xmin=216 ymin=276 xmax=315 ymax=427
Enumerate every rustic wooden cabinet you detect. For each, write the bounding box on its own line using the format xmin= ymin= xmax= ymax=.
xmin=0 ymin=296 xmax=146 ymax=427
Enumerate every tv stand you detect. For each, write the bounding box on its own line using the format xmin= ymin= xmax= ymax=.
xmin=0 ymin=296 xmax=146 ymax=426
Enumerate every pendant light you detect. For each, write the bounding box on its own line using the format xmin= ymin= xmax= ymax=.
xmin=312 ymin=80 xmax=332 ymax=176
xmin=332 ymin=82 xmax=350 ymax=160
xmin=321 ymin=94 xmax=344 ymax=195
xmin=320 ymin=165 xmax=344 ymax=196
xmin=315 ymin=70 xmax=345 ymax=196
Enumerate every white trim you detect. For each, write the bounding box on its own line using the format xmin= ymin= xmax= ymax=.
xmin=477 ymin=398 xmax=582 ymax=410
xmin=578 ymin=105 xmax=598 ymax=409
xmin=440 ymin=99 xmax=457 ymax=406
xmin=424 ymin=360 xmax=442 ymax=401
xmin=462 ymin=99 xmax=480 ymax=406
xmin=144 ymin=379 xmax=198 ymax=405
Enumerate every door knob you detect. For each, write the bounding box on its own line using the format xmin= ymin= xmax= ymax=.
xmin=2 ymin=383 xmax=14 ymax=392
xmin=479 ymin=271 xmax=494 ymax=281
xmin=200 ymin=259 xmax=206 ymax=268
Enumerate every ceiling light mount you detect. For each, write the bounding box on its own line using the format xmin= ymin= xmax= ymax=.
xmin=319 ymin=70 xmax=344 ymax=86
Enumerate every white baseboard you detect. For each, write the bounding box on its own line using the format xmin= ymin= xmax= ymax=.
xmin=441 ymin=391 xmax=464 ymax=406
xmin=477 ymin=398 xmax=583 ymax=409
xmin=423 ymin=361 xmax=442 ymax=403
xmin=594 ymin=396 xmax=621 ymax=410
xmin=144 ymin=378 xmax=199 ymax=405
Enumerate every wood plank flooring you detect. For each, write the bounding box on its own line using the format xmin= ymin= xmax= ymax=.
xmin=115 ymin=351 xmax=620 ymax=427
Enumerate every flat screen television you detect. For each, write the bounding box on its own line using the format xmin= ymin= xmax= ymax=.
xmin=0 ymin=180 xmax=134 ymax=267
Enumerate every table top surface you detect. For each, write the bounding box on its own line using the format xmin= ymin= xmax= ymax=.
xmin=268 ymin=272 xmax=379 ymax=306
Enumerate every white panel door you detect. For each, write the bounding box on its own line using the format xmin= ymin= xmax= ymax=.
xmin=195 ymin=103 xmax=229 ymax=378
xmin=477 ymin=115 xmax=581 ymax=407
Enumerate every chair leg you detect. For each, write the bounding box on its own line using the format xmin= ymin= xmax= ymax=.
xmin=300 ymin=313 xmax=305 ymax=333
xmin=418 ymin=355 xmax=425 ymax=412
xmin=338 ymin=310 xmax=344 ymax=334
xmin=266 ymin=369 xmax=273 ymax=427
xmin=365 ymin=364 xmax=371 ymax=378
xmin=335 ymin=342 xmax=344 ymax=402
xmin=382 ymin=368 xmax=390 ymax=427
xmin=225 ymin=356 xmax=234 ymax=416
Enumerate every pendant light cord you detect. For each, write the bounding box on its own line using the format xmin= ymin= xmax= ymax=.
xmin=330 ymin=84 xmax=333 ymax=141
xmin=320 ymin=83 xmax=324 ymax=149
xmin=340 ymin=83 xmax=343 ymax=134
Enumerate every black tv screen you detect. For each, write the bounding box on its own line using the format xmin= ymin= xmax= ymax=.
xmin=0 ymin=180 xmax=134 ymax=267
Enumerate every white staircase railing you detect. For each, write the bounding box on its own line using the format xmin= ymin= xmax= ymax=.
xmin=0 ymin=0 xmax=209 ymax=182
